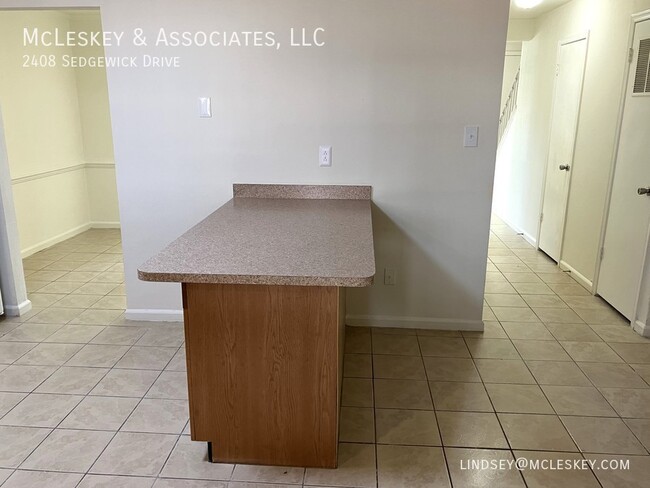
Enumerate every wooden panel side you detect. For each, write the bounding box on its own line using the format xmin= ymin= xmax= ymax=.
xmin=337 ymin=289 xmax=346 ymax=420
xmin=181 ymin=283 xmax=197 ymax=437
xmin=183 ymin=283 xmax=340 ymax=467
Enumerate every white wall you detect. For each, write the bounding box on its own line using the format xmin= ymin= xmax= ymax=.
xmin=70 ymin=11 xmax=121 ymax=227
xmin=0 ymin=9 xmax=119 ymax=257
xmin=507 ymin=18 xmax=537 ymax=41
xmin=493 ymin=111 xmax=523 ymax=235
xmin=0 ymin=11 xmax=89 ymax=255
xmin=493 ymin=0 xmax=650 ymax=284
xmin=101 ymin=0 xmax=509 ymax=328
xmin=0 ymin=0 xmax=509 ymax=329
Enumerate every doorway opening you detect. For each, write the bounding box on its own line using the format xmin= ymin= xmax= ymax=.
xmin=537 ymin=35 xmax=588 ymax=263
xmin=488 ymin=1 xmax=650 ymax=335
xmin=0 ymin=8 xmax=125 ymax=321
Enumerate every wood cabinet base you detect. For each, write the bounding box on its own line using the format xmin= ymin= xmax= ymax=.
xmin=182 ymin=283 xmax=345 ymax=468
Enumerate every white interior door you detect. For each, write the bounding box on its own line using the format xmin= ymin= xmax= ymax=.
xmin=539 ymin=37 xmax=588 ymax=262
xmin=598 ymin=19 xmax=650 ymax=321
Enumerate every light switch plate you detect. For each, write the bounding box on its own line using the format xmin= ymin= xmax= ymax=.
xmin=199 ymin=97 xmax=212 ymax=118
xmin=464 ymin=126 xmax=479 ymax=147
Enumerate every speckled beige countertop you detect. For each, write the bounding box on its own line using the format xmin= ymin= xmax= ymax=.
xmin=138 ymin=184 xmax=375 ymax=287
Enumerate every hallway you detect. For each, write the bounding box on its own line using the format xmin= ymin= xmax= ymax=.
xmin=0 ymin=222 xmax=649 ymax=487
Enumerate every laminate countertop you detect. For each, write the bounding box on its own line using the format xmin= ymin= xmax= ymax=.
xmin=138 ymin=184 xmax=375 ymax=287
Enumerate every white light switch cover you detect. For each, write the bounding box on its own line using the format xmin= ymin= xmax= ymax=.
xmin=464 ymin=126 xmax=479 ymax=147
xmin=199 ymin=97 xmax=212 ymax=118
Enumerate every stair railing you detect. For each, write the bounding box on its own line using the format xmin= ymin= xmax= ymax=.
xmin=498 ymin=68 xmax=520 ymax=144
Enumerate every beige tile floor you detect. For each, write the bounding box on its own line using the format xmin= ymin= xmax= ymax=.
xmin=0 ymin=222 xmax=649 ymax=487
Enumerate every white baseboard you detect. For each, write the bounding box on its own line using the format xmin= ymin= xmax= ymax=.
xmin=21 ymin=223 xmax=91 ymax=258
xmin=3 ymin=299 xmax=32 ymax=317
xmin=20 ymin=222 xmax=121 ymax=258
xmin=520 ymin=230 xmax=537 ymax=248
xmin=124 ymin=309 xmax=485 ymax=331
xmin=346 ymin=314 xmax=484 ymax=331
xmin=126 ymin=310 xmax=483 ymax=331
xmin=125 ymin=309 xmax=184 ymax=322
xmin=559 ymin=260 xmax=593 ymax=292
xmin=493 ymin=213 xmax=537 ymax=247
xmin=90 ymin=222 xmax=121 ymax=229
xmin=633 ymin=320 xmax=649 ymax=338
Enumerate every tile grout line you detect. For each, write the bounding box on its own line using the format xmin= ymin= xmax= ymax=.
xmin=84 ymin=340 xmax=184 ymax=482
xmin=417 ymin=331 xmax=455 ymax=487
xmin=369 ymin=330 xmax=380 ymax=488
xmin=4 ymin=228 xmax=650 ymax=485
xmin=2 ymin=233 xmax=127 ymax=478
xmin=3 ymin=232 xmax=192 ymax=481
xmin=459 ymin=330 xmax=532 ymax=488
xmin=489 ymin=228 xmax=644 ymax=483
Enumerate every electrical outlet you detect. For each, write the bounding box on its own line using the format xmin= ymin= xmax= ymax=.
xmin=319 ymin=145 xmax=332 ymax=167
xmin=384 ymin=268 xmax=396 ymax=285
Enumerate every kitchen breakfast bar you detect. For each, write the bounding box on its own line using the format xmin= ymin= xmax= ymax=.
xmin=138 ymin=184 xmax=375 ymax=468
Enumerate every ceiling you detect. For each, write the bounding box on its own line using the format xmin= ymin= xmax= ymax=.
xmin=509 ymin=0 xmax=573 ymax=19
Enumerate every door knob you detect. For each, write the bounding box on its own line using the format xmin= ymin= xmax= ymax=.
xmin=559 ymin=164 xmax=570 ymax=171
xmin=639 ymin=187 xmax=650 ymax=195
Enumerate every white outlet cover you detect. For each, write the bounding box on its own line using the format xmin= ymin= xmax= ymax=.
xmin=319 ymin=145 xmax=332 ymax=167
xmin=384 ymin=268 xmax=396 ymax=285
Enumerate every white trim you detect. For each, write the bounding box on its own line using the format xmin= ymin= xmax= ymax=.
xmin=21 ymin=223 xmax=91 ymax=258
xmin=125 ymin=309 xmax=184 ymax=322
xmin=559 ymin=260 xmax=593 ymax=292
xmin=11 ymin=161 xmax=116 ymax=185
xmin=21 ymin=222 xmax=120 ymax=257
xmin=126 ymin=310 xmax=485 ymax=330
xmin=0 ymin=107 xmax=30 ymax=315
xmin=90 ymin=221 xmax=121 ymax=229
xmin=632 ymin=9 xmax=650 ymax=25
xmin=522 ymin=232 xmax=536 ymax=247
xmin=85 ymin=162 xmax=115 ymax=169
xmin=3 ymin=299 xmax=32 ymax=317
xmin=126 ymin=311 xmax=486 ymax=330
xmin=346 ymin=314 xmax=484 ymax=331
xmin=11 ymin=163 xmax=86 ymax=184
xmin=492 ymin=212 xmax=537 ymax=247
xmin=0 ymin=3 xmax=102 ymax=8
xmin=633 ymin=319 xmax=650 ymax=338
xmin=505 ymin=41 xmax=522 ymax=56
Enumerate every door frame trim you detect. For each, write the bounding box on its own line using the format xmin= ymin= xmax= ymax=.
xmin=594 ymin=10 xmax=650 ymax=327
xmin=0 ymin=105 xmax=32 ymax=316
xmin=536 ymin=32 xmax=590 ymax=264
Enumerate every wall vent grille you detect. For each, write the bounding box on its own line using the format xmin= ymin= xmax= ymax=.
xmin=633 ymin=38 xmax=650 ymax=94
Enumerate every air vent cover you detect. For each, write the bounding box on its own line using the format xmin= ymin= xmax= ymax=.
xmin=633 ymin=38 xmax=650 ymax=94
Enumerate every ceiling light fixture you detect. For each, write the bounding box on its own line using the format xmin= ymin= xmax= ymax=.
xmin=515 ymin=0 xmax=543 ymax=9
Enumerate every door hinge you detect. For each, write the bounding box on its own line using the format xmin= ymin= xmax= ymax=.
xmin=555 ymin=64 xmax=560 ymax=76
xmin=629 ymin=47 xmax=634 ymax=63
xmin=540 ymin=213 xmax=544 ymax=223
xmin=600 ymin=247 xmax=605 ymax=261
